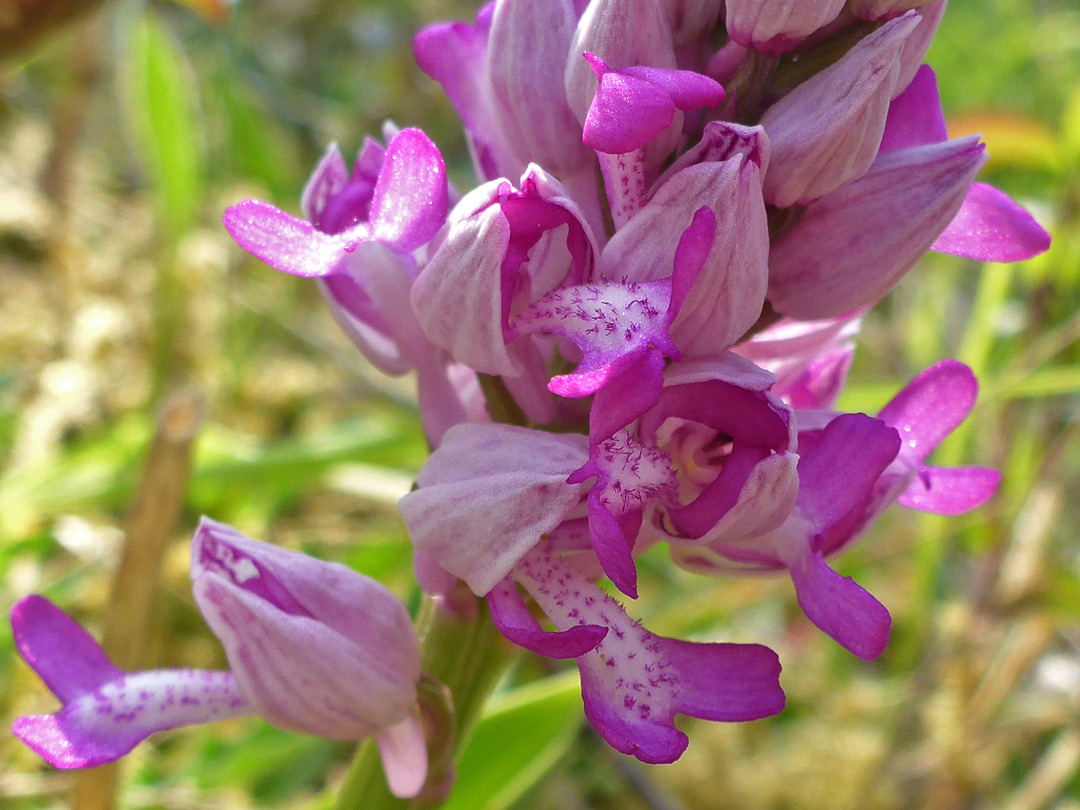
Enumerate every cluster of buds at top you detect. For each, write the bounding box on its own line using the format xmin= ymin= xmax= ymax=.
xmin=14 ymin=0 xmax=1052 ymax=786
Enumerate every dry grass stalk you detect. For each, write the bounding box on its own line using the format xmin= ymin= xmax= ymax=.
xmin=71 ymin=390 xmax=203 ymax=810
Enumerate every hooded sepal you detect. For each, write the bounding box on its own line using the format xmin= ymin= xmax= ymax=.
xmin=761 ymin=12 xmax=920 ymax=208
xmin=768 ymin=136 xmax=987 ymax=319
xmin=600 ymin=143 xmax=769 ymax=356
xmin=191 ymin=519 xmax=421 ymax=741
xmin=487 ymin=0 xmax=592 ymax=173
xmin=398 ymin=424 xmax=591 ymax=595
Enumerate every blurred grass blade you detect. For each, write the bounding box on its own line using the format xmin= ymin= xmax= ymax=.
xmin=440 ymin=672 xmax=583 ymax=810
xmin=123 ymin=10 xmax=204 ymax=236
xmin=949 ymin=112 xmax=1062 ymax=173
xmin=1062 ymin=84 xmax=1080 ymax=170
xmin=0 ymin=407 xmax=424 ymax=534
xmin=213 ymin=69 xmax=298 ymax=198
xmin=992 ymin=366 xmax=1080 ymax=401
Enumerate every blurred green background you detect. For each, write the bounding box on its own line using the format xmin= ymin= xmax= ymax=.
xmin=0 ymin=0 xmax=1078 ymax=808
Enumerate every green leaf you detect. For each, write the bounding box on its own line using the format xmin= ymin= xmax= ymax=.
xmin=123 ymin=10 xmax=204 ymax=236
xmin=441 ymin=672 xmax=583 ymax=810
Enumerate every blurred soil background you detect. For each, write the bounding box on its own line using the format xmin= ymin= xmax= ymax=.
xmin=0 ymin=0 xmax=1078 ymax=808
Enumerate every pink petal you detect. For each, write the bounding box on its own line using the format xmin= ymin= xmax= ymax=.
xmin=12 ymin=595 xmax=117 ymax=702
xmin=932 ymin=183 xmax=1051 ymax=262
xmin=878 ymin=64 xmax=947 ymax=154
xmin=513 ymin=280 xmax=678 ymax=397
xmin=877 ymin=358 xmax=978 ymax=465
xmin=587 ymin=349 xmax=666 ymax=446
xmin=788 ymin=551 xmax=892 ymax=660
xmin=11 ymin=596 xmax=249 ymax=769
xmin=487 ymin=578 xmax=607 ymax=658
xmin=300 ymin=143 xmax=350 ymax=222
xmin=223 ymin=199 xmax=369 ymax=278
xmin=570 ymin=427 xmax=677 ymax=595
xmin=796 ymin=413 xmax=901 ymax=530
xmin=368 ymin=128 xmax=449 ymax=254
xmin=375 ymin=713 xmax=429 ymax=799
xmin=898 ymin=465 xmax=1001 ymax=515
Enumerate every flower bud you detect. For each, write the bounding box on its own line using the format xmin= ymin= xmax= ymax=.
xmin=488 ymin=0 xmax=592 ymax=173
xmin=768 ymin=136 xmax=986 ymax=319
xmin=724 ymin=0 xmax=846 ymax=55
xmin=761 ymin=12 xmax=920 ymax=207
xmin=565 ymin=0 xmax=680 ymax=170
xmin=191 ymin=518 xmax=422 ymax=742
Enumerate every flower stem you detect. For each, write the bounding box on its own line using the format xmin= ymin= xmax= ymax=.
xmin=333 ymin=595 xmax=517 ymax=810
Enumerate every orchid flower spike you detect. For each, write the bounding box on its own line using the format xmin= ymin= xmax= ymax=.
xmin=12 ymin=519 xmax=429 ymax=799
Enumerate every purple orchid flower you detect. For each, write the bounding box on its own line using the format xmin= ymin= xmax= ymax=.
xmin=674 ymin=412 xmax=902 ymax=660
xmin=673 ymin=358 xmax=998 ymax=659
xmin=511 ymin=204 xmax=716 ymax=399
xmin=222 ymin=128 xmax=466 ymax=444
xmin=13 ymin=519 xmax=427 ymax=799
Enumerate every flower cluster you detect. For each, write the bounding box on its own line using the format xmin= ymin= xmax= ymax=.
xmin=13 ymin=0 xmax=1051 ymax=792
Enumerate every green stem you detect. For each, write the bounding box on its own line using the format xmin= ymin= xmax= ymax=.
xmin=334 ymin=596 xmax=517 ymax=810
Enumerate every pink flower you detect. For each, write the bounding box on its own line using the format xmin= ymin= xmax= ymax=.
xmin=13 ymin=520 xmax=428 ymax=799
